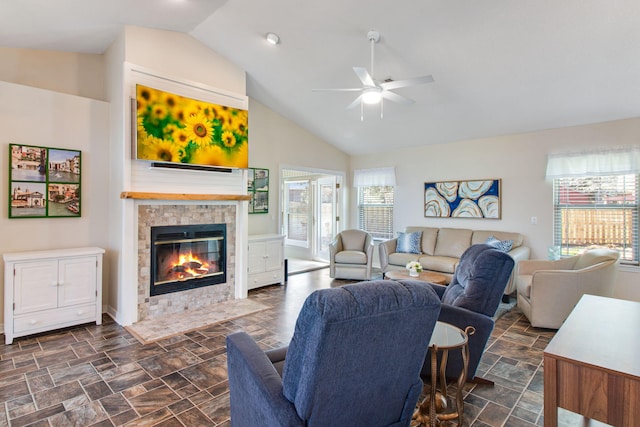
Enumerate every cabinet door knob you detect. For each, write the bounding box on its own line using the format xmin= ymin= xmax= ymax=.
xmin=51 ymin=281 xmax=58 ymax=287
xmin=77 ymin=310 xmax=85 ymax=316
xmin=29 ymin=319 xmax=38 ymax=325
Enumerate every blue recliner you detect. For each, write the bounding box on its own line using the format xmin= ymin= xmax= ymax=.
xmin=226 ymin=280 xmax=442 ymax=427
xmin=407 ymin=243 xmax=515 ymax=382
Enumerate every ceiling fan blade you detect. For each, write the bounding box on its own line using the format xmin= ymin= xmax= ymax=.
xmin=379 ymin=75 xmax=434 ymax=90
xmin=312 ymin=88 xmax=363 ymax=92
xmin=346 ymin=95 xmax=363 ymax=110
xmin=381 ymin=90 xmax=415 ymax=105
xmin=353 ymin=67 xmax=375 ymax=87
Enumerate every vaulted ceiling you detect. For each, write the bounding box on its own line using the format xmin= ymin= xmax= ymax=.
xmin=3 ymin=0 xmax=640 ymax=155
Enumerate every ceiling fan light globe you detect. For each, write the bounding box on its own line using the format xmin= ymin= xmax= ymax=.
xmin=362 ymin=88 xmax=382 ymax=104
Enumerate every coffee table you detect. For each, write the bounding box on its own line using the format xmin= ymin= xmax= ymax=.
xmin=384 ymin=270 xmax=448 ymax=285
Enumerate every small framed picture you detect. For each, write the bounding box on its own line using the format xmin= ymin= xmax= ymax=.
xmin=248 ymin=167 xmax=269 ymax=214
xmin=9 ymin=144 xmax=81 ymax=218
xmin=252 ymin=191 xmax=269 ymax=214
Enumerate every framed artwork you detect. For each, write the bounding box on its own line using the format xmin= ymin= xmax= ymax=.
xmin=9 ymin=144 xmax=81 ymax=218
xmin=248 ymin=167 xmax=268 ymax=214
xmin=424 ymin=178 xmax=501 ymax=219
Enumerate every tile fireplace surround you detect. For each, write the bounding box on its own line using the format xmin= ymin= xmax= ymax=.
xmin=136 ymin=204 xmax=236 ymax=322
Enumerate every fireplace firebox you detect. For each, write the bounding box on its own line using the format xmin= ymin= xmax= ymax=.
xmin=150 ymin=224 xmax=226 ymax=296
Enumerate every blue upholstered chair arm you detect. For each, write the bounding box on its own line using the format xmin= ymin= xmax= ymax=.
xmin=421 ymin=304 xmax=495 ymax=381
xmin=426 ymin=282 xmax=447 ymax=299
xmin=226 ymin=332 xmax=302 ymax=427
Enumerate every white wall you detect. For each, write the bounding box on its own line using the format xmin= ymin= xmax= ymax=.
xmin=247 ymin=99 xmax=350 ymax=235
xmin=0 ymin=81 xmax=111 ymax=329
xmin=351 ymin=117 xmax=640 ymax=302
xmin=0 ymin=47 xmax=105 ymax=100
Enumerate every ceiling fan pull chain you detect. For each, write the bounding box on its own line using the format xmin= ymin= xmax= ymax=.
xmin=380 ymin=99 xmax=384 ymax=119
xmin=360 ymin=99 xmax=364 ymax=121
xmin=370 ymin=35 xmax=375 ymax=81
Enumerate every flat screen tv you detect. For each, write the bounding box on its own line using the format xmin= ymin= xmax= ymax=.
xmin=135 ymin=84 xmax=248 ymax=169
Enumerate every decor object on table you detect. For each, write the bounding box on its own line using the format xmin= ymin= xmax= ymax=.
xmin=9 ymin=144 xmax=81 ymax=218
xmin=135 ymin=84 xmax=248 ymax=169
xmin=329 ymin=229 xmax=374 ymax=280
xmin=424 ymin=179 xmax=501 ymax=218
xmin=379 ymin=226 xmax=529 ymax=296
xmin=406 ymin=260 xmax=423 ymax=277
xmin=401 ymin=243 xmax=515 ymax=382
xmin=516 ymin=247 xmax=620 ymax=329
xmin=226 ymin=280 xmax=441 ymax=426
xmin=247 ymin=167 xmax=269 ymax=214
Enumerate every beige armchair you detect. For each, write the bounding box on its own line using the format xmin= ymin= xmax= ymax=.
xmin=516 ymin=248 xmax=620 ymax=329
xmin=329 ymin=229 xmax=374 ymax=280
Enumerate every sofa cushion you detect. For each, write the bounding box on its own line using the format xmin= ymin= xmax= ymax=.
xmin=434 ymin=228 xmax=473 ymax=258
xmin=406 ymin=227 xmax=439 ymax=255
xmin=472 ymin=230 xmax=523 ymax=249
xmin=485 ymin=236 xmax=514 ymax=252
xmin=335 ymin=250 xmax=367 ymax=265
xmin=389 ymin=252 xmax=420 ymax=267
xmin=396 ymin=231 xmax=422 ymax=254
xmin=418 ymin=255 xmax=458 ymax=274
xmin=340 ymin=229 xmax=368 ymax=251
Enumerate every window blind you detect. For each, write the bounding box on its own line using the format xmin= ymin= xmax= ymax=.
xmin=553 ymin=174 xmax=638 ymax=264
xmin=358 ymin=186 xmax=394 ymax=240
xmin=353 ymin=167 xmax=396 ymax=187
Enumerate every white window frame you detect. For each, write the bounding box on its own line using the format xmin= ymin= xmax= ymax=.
xmin=552 ymin=174 xmax=639 ymax=265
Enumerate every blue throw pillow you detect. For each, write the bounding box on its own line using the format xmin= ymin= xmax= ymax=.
xmin=486 ymin=236 xmax=513 ymax=252
xmin=396 ymin=231 xmax=422 ymax=254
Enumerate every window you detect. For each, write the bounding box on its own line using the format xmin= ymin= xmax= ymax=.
xmin=358 ymin=186 xmax=394 ymax=241
xmin=553 ymin=174 xmax=639 ymax=264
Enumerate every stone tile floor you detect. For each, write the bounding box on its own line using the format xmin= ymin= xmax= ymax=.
xmin=0 ymin=268 xmax=592 ymax=426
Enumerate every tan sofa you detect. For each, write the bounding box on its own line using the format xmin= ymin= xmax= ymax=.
xmin=379 ymin=227 xmax=530 ymax=294
xmin=516 ymin=248 xmax=620 ymax=329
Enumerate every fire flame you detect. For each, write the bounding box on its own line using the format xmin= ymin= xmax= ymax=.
xmin=174 ymin=252 xmax=209 ymax=278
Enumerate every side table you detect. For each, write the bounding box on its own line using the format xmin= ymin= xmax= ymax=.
xmin=412 ymin=321 xmax=474 ymax=427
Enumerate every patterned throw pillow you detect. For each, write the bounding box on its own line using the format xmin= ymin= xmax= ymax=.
xmin=396 ymin=231 xmax=422 ymax=254
xmin=486 ymin=235 xmax=514 ymax=252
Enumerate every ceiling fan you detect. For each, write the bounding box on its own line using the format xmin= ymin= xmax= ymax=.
xmin=313 ymin=30 xmax=434 ymax=119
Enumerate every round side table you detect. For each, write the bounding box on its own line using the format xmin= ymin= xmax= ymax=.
xmin=412 ymin=321 xmax=474 ymax=427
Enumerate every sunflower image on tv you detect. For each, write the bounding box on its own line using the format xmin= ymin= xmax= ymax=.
xmin=135 ymin=84 xmax=248 ymax=168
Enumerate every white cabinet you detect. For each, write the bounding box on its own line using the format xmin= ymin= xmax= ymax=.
xmin=4 ymin=247 xmax=104 ymax=344
xmin=248 ymin=234 xmax=284 ymax=290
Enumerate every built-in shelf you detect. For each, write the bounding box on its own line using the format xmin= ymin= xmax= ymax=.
xmin=120 ymin=192 xmax=251 ymax=201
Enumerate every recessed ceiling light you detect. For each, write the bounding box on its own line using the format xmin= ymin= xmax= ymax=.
xmin=266 ymin=32 xmax=280 ymax=45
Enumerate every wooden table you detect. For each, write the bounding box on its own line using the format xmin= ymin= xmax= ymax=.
xmin=544 ymin=295 xmax=640 ymax=427
xmin=384 ymin=270 xmax=448 ymax=285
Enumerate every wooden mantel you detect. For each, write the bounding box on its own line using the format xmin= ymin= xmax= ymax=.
xmin=120 ymin=191 xmax=251 ymax=201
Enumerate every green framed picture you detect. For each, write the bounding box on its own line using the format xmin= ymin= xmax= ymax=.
xmin=9 ymin=144 xmax=81 ymax=218
xmin=248 ymin=167 xmax=268 ymax=214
